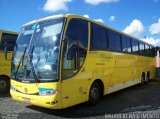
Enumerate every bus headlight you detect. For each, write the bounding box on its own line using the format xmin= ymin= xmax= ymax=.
xmin=39 ymin=90 xmax=58 ymax=96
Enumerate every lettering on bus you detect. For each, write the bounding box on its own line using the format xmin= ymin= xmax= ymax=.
xmin=101 ymin=54 xmax=111 ymax=61
xmin=96 ymin=63 xmax=105 ymax=65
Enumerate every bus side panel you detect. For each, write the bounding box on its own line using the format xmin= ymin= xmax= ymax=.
xmin=86 ymin=51 xmax=114 ymax=96
xmin=147 ymin=57 xmax=156 ymax=79
xmin=107 ymin=53 xmax=137 ymax=93
xmin=137 ymin=56 xmax=156 ymax=79
xmin=107 ymin=54 xmax=155 ymax=94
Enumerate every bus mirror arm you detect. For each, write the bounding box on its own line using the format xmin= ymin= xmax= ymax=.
xmin=66 ymin=42 xmax=78 ymax=60
xmin=67 ymin=44 xmax=75 ymax=60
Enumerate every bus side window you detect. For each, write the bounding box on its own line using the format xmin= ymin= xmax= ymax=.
xmin=145 ymin=44 xmax=150 ymax=56
xmin=139 ymin=43 xmax=145 ymax=55
xmin=122 ymin=36 xmax=131 ymax=53
xmin=62 ymin=19 xmax=88 ymax=79
xmin=90 ymin=24 xmax=107 ymax=51
xmin=150 ymin=46 xmax=155 ymax=57
xmin=132 ymin=40 xmax=139 ymax=54
xmin=108 ymin=30 xmax=121 ymax=52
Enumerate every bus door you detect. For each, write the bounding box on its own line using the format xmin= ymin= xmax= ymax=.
xmin=61 ymin=19 xmax=89 ymax=108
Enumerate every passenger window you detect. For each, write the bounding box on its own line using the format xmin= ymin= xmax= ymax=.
xmin=150 ymin=46 xmax=155 ymax=57
xmin=0 ymin=33 xmax=18 ymax=51
xmin=145 ymin=44 xmax=150 ymax=56
xmin=65 ymin=19 xmax=88 ymax=48
xmin=62 ymin=19 xmax=88 ymax=79
xmin=122 ymin=36 xmax=131 ymax=53
xmin=132 ymin=40 xmax=139 ymax=54
xmin=90 ymin=24 xmax=107 ymax=50
xmin=139 ymin=43 xmax=145 ymax=55
xmin=108 ymin=30 xmax=121 ymax=52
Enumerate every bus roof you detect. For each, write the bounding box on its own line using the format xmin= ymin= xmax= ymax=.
xmin=0 ymin=29 xmax=18 ymax=35
xmin=22 ymin=14 xmax=155 ymax=47
xmin=23 ymin=14 xmax=66 ymax=27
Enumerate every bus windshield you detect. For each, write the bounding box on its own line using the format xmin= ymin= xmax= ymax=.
xmin=11 ymin=18 xmax=65 ymax=82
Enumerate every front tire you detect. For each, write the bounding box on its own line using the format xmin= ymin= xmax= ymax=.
xmin=88 ymin=82 xmax=101 ymax=105
xmin=0 ymin=77 xmax=10 ymax=94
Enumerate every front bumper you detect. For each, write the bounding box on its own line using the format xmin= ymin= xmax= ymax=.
xmin=10 ymin=89 xmax=62 ymax=109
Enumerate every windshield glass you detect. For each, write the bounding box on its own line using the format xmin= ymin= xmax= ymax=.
xmin=11 ymin=18 xmax=65 ymax=82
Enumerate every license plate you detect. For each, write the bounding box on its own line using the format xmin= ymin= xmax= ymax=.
xmin=23 ymin=97 xmax=30 ymax=103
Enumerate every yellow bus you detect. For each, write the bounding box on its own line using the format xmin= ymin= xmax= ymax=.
xmin=0 ymin=29 xmax=18 ymax=93
xmin=10 ymin=14 xmax=156 ymax=109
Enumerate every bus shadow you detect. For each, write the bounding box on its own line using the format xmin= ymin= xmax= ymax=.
xmin=0 ymin=93 xmax=10 ymax=98
xmin=27 ymin=80 xmax=160 ymax=118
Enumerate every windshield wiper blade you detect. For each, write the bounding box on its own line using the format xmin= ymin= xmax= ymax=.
xmin=29 ymin=46 xmax=40 ymax=83
xmin=29 ymin=60 xmax=40 ymax=83
xmin=15 ymin=46 xmax=27 ymax=80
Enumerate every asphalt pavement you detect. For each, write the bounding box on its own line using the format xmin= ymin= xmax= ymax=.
xmin=1 ymin=79 xmax=160 ymax=119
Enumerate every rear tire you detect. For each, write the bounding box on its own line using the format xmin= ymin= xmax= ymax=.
xmin=88 ymin=82 xmax=101 ymax=105
xmin=0 ymin=76 xmax=10 ymax=94
xmin=145 ymin=72 xmax=150 ymax=84
xmin=140 ymin=74 xmax=145 ymax=86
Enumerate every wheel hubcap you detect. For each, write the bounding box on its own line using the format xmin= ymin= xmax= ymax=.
xmin=91 ymin=87 xmax=99 ymax=100
xmin=0 ymin=80 xmax=6 ymax=90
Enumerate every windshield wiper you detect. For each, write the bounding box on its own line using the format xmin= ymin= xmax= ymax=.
xmin=28 ymin=46 xmax=40 ymax=83
xmin=15 ymin=46 xmax=27 ymax=80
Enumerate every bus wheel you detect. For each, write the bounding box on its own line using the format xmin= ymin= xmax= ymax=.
xmin=145 ymin=72 xmax=150 ymax=84
xmin=140 ymin=74 xmax=145 ymax=86
xmin=0 ymin=77 xmax=10 ymax=94
xmin=88 ymin=82 xmax=101 ymax=105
